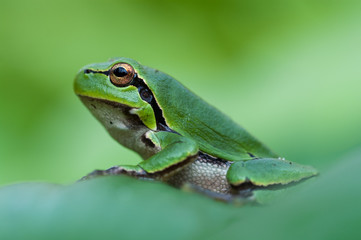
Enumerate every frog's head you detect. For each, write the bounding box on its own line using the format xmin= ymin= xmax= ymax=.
xmin=74 ymin=57 xmax=159 ymax=131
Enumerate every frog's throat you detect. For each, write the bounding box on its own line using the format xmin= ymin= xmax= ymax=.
xmin=78 ymin=95 xmax=145 ymax=127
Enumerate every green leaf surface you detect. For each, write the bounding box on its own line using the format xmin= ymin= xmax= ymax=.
xmin=0 ymin=176 xmax=234 ymax=240
xmin=1 ymin=150 xmax=360 ymax=240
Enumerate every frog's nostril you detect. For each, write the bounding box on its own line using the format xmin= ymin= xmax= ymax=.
xmin=84 ymin=69 xmax=91 ymax=74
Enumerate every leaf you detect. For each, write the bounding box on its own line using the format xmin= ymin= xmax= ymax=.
xmin=1 ymin=149 xmax=360 ymax=240
xmin=0 ymin=177 xmax=234 ymax=240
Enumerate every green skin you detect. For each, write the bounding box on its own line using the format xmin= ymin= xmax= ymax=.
xmin=74 ymin=57 xmax=317 ymax=200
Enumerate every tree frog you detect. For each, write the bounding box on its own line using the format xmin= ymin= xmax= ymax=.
xmin=74 ymin=57 xmax=317 ymax=201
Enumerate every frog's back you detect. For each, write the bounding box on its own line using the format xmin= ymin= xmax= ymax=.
xmin=138 ymin=65 xmax=278 ymax=161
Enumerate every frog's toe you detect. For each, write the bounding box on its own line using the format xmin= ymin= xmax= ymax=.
xmin=79 ymin=169 xmax=109 ymax=181
xmin=104 ymin=165 xmax=149 ymax=177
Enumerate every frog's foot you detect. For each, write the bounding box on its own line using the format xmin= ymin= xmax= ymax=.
xmin=105 ymin=165 xmax=146 ymax=176
xmin=79 ymin=169 xmax=108 ymax=181
xmin=79 ymin=165 xmax=154 ymax=181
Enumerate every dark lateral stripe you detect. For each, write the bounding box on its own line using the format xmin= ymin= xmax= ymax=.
xmin=83 ymin=69 xmax=110 ymax=75
xmin=131 ymin=76 xmax=175 ymax=132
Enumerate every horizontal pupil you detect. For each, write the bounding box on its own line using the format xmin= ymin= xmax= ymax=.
xmin=113 ymin=67 xmax=128 ymax=77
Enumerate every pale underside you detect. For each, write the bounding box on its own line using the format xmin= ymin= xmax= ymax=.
xmin=79 ymin=96 xmax=247 ymax=198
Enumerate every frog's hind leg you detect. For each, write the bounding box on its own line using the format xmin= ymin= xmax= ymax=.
xmin=226 ymin=158 xmax=318 ymax=187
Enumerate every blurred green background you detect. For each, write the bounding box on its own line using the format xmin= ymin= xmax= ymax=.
xmin=1 ymin=0 xmax=360 ymax=186
xmin=1 ymin=1 xmax=361 ymax=240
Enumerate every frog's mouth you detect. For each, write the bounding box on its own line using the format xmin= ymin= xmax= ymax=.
xmin=78 ymin=95 xmax=131 ymax=110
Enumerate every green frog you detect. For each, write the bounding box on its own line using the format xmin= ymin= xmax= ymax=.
xmin=74 ymin=57 xmax=317 ymax=201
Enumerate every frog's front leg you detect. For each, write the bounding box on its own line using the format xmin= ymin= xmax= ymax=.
xmin=80 ymin=165 xmax=150 ymax=181
xmin=138 ymin=131 xmax=198 ymax=176
xmin=81 ymin=131 xmax=199 ymax=181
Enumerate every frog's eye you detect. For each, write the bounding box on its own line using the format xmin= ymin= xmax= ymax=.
xmin=109 ymin=63 xmax=135 ymax=87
